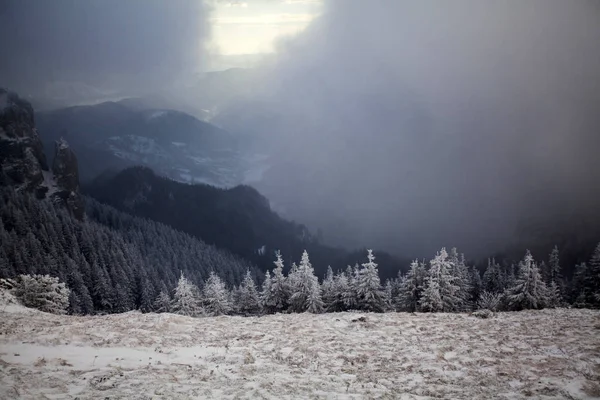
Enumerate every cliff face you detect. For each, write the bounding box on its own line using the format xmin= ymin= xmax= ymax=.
xmin=0 ymin=88 xmax=49 ymax=198
xmin=0 ymin=89 xmax=84 ymax=219
xmin=52 ymin=138 xmax=84 ymax=220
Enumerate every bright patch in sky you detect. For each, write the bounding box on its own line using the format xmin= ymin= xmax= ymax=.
xmin=211 ymin=0 xmax=322 ymax=55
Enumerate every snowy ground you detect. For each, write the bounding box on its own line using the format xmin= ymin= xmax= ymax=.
xmin=1 ymin=293 xmax=599 ymax=399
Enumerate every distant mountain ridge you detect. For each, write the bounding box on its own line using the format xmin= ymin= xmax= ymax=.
xmin=36 ymin=101 xmax=267 ymax=187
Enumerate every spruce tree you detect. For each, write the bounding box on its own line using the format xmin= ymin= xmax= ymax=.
xmin=237 ymin=270 xmax=261 ymax=315
xmin=321 ymin=266 xmax=336 ymax=311
xmin=154 ymin=289 xmax=172 ymax=313
xmin=483 ymin=258 xmax=504 ymax=294
xmin=202 ymin=271 xmax=232 ymax=316
xmin=419 ymin=248 xmax=460 ymax=312
xmin=586 ymin=243 xmax=600 ymax=307
xmin=355 ymin=250 xmax=386 ymax=312
xmin=288 ymin=250 xmax=322 ymax=313
xmin=398 ymin=260 xmax=426 ymax=312
xmin=330 ymin=271 xmax=350 ymax=312
xmin=469 ymin=266 xmax=482 ymax=307
xmin=172 ymin=272 xmax=202 ymax=317
xmin=269 ymin=251 xmax=291 ymax=312
xmin=505 ymin=251 xmax=548 ymax=310
xmin=260 ymin=270 xmax=273 ymax=312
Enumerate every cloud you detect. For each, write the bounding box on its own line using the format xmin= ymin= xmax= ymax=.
xmin=238 ymin=0 xmax=600 ymax=256
xmin=0 ymin=0 xmax=211 ymax=95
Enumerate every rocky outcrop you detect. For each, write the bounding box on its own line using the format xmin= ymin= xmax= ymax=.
xmin=0 ymin=88 xmax=49 ymax=198
xmin=51 ymin=138 xmax=84 ymax=220
xmin=0 ymin=89 xmax=84 ymax=219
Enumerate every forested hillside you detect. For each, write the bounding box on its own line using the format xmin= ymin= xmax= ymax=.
xmin=85 ymin=166 xmax=408 ymax=279
xmin=0 ymin=188 xmax=258 ymax=314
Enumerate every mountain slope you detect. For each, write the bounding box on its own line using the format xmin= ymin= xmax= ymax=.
xmin=85 ymin=167 xmax=408 ymax=279
xmin=36 ymin=102 xmax=264 ymax=187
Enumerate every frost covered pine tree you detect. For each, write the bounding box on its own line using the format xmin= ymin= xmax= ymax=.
xmin=13 ymin=274 xmax=70 ymax=314
xmin=419 ymin=248 xmax=461 ymax=312
xmin=383 ymin=280 xmax=393 ymax=311
xmin=321 ymin=266 xmax=336 ymax=311
xmin=306 ymin=277 xmax=324 ymax=314
xmin=237 ymin=269 xmax=261 ymax=315
xmin=505 ymin=251 xmax=548 ymax=310
xmin=470 ymin=266 xmax=483 ymax=306
xmin=288 ymin=250 xmax=323 ymax=313
xmin=202 ymin=271 xmax=232 ymax=316
xmin=585 ymin=243 xmax=600 ymax=307
xmin=329 ymin=271 xmax=350 ymax=312
xmin=171 ymin=272 xmax=202 ymax=317
xmin=483 ymin=258 xmax=505 ymax=294
xmin=355 ymin=250 xmax=386 ymax=313
xmin=268 ymin=251 xmax=291 ymax=312
xmin=153 ymin=288 xmax=172 ymax=313
xmin=398 ymin=260 xmax=426 ymax=312
xmin=449 ymin=249 xmax=471 ymax=311
xmin=260 ymin=270 xmax=272 ymax=311
xmin=342 ymin=264 xmax=360 ymax=310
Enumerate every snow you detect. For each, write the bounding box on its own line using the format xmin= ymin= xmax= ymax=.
xmin=1 ymin=292 xmax=599 ymax=399
xmin=148 ymin=110 xmax=169 ymax=120
xmin=41 ymin=170 xmax=59 ymax=196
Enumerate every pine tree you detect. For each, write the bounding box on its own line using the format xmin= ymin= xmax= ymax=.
xmin=355 ymin=250 xmax=386 ymax=313
xmin=171 ymin=272 xmax=202 ymax=317
xmin=13 ymin=274 xmax=70 ymax=314
xmin=398 ymin=260 xmax=426 ymax=312
xmin=419 ymin=248 xmax=461 ymax=312
xmin=383 ymin=279 xmax=394 ymax=311
xmin=545 ymin=246 xmax=563 ymax=307
xmin=288 ymin=250 xmax=322 ymax=313
xmin=342 ymin=264 xmax=360 ymax=310
xmin=329 ymin=271 xmax=350 ymax=312
xmin=549 ymin=246 xmax=562 ymax=283
xmin=505 ymin=251 xmax=548 ymax=310
xmin=483 ymin=258 xmax=504 ymax=294
xmin=571 ymin=262 xmax=588 ymax=306
xmin=154 ymin=289 xmax=172 ymax=313
xmin=237 ymin=270 xmax=261 ymax=315
xmin=306 ymin=278 xmax=324 ymax=314
xmin=585 ymin=243 xmax=600 ymax=307
xmin=260 ymin=270 xmax=273 ymax=312
xmin=449 ymin=249 xmax=471 ymax=311
xmin=202 ymin=271 xmax=232 ymax=316
xmin=547 ymin=280 xmax=562 ymax=308
xmin=321 ymin=266 xmax=336 ymax=311
xmin=268 ymin=251 xmax=291 ymax=312
xmin=470 ymin=266 xmax=482 ymax=307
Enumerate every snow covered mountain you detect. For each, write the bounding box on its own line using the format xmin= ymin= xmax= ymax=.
xmin=36 ymin=101 xmax=269 ymax=187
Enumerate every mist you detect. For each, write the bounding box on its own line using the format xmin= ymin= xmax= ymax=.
xmin=0 ymin=0 xmax=210 ymax=99
xmin=1 ymin=0 xmax=599 ymax=259
xmin=238 ymin=0 xmax=600 ymax=257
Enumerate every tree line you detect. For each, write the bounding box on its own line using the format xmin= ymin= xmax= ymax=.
xmin=2 ymin=187 xmax=599 ymax=316
xmin=145 ymin=244 xmax=600 ymax=318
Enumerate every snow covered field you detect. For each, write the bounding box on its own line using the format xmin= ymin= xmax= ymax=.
xmin=1 ymin=294 xmax=599 ymax=399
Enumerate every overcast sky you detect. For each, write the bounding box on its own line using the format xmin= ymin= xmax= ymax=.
xmin=1 ymin=0 xmax=599 ymax=257
xmin=243 ymin=0 xmax=600 ymax=256
xmin=211 ymin=0 xmax=322 ymax=55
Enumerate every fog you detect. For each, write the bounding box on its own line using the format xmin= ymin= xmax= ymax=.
xmin=1 ymin=0 xmax=599 ymax=258
xmin=244 ymin=0 xmax=600 ymax=257
xmin=0 ymin=0 xmax=210 ymax=98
